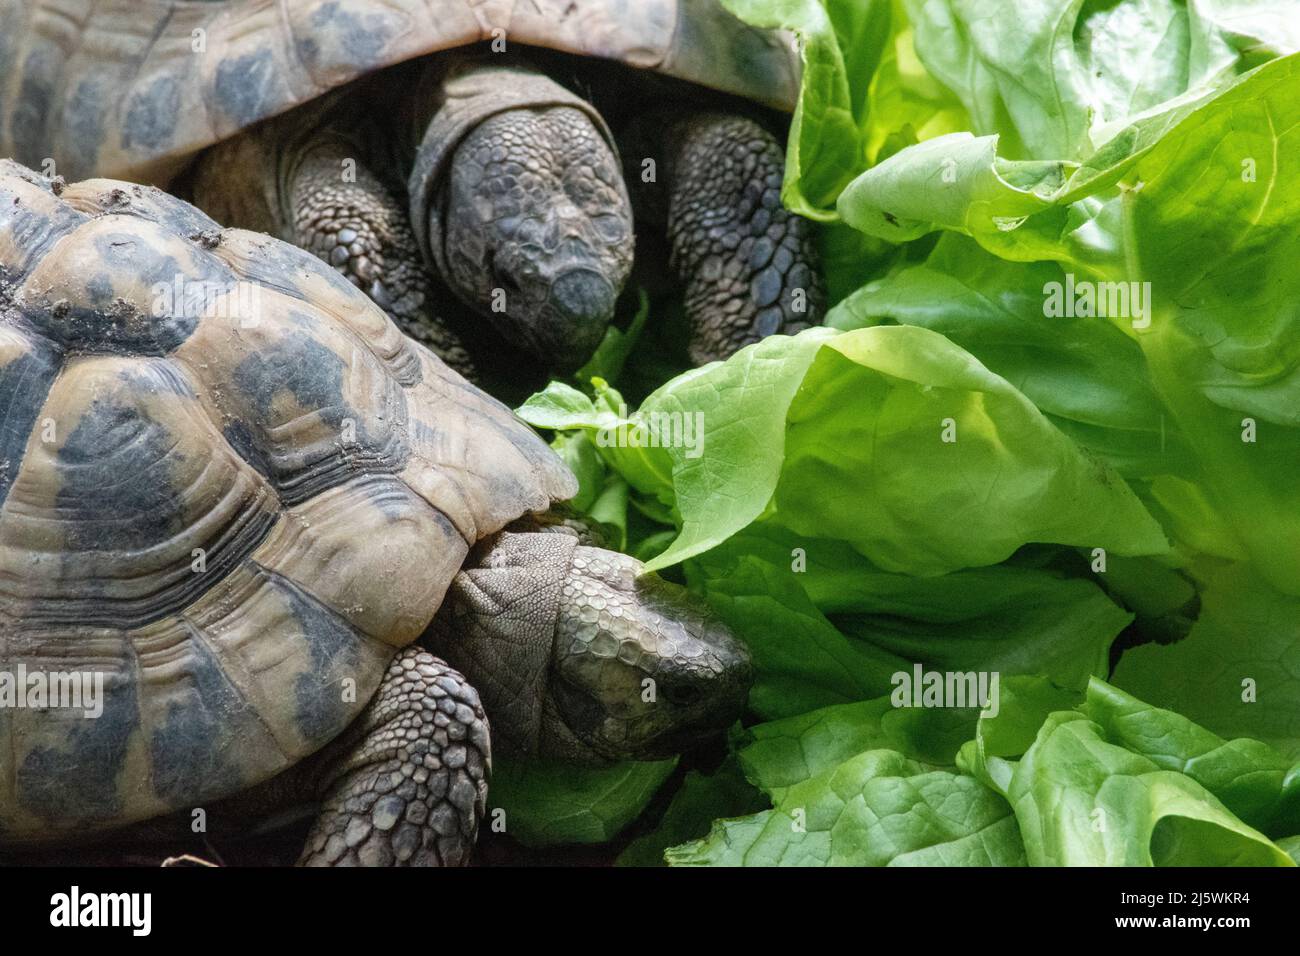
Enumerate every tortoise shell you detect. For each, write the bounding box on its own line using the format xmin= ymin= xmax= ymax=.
xmin=0 ymin=159 xmax=574 ymax=840
xmin=0 ymin=0 xmax=800 ymax=187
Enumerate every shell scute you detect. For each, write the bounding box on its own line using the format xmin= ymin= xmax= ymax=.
xmin=0 ymin=166 xmax=87 ymax=282
xmin=245 ymin=474 xmax=465 ymax=647
xmin=18 ymin=215 xmax=234 ymax=355
xmin=11 ymin=649 xmax=138 ymax=829
xmin=60 ymin=177 xmax=223 ymax=238
xmin=0 ymin=323 xmax=62 ymax=513
xmin=173 ymin=285 xmax=412 ymax=504
xmin=290 ymin=0 xmax=412 ymax=86
xmin=206 ymin=229 xmax=424 ymax=386
xmin=172 ymin=561 xmax=391 ymax=761
xmin=0 ymin=353 xmax=281 ymax=632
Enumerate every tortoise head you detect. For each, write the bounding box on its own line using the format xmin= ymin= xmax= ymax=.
xmin=408 ymin=63 xmax=633 ymax=372
xmin=428 ymin=529 xmax=752 ymax=763
xmin=438 ymin=104 xmax=634 ymax=373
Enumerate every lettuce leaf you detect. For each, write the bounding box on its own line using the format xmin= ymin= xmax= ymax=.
xmin=616 ymin=756 xmax=768 ymax=866
xmin=667 ymin=680 xmax=1295 ymax=866
xmin=903 ymin=0 xmax=1298 ymax=162
xmin=521 ymin=326 xmax=1167 ymax=575
xmin=826 ymin=233 xmax=1195 ymax=479
xmin=1114 ymin=562 xmax=1300 ymax=762
xmin=691 ymin=532 xmax=1129 ymax=713
xmin=668 ymin=698 xmax=1026 ymax=866
xmin=1008 ymin=709 xmax=1290 ymax=866
xmin=505 ymin=0 xmax=1300 ymax=865
xmin=486 ymin=757 xmax=678 ymax=847
xmin=668 ymin=753 xmax=1026 ymax=866
xmin=961 ymin=678 xmax=1298 ymax=861
xmin=837 ymin=53 xmax=1300 ymax=593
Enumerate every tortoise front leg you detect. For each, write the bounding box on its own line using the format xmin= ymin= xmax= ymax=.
xmin=189 ymin=132 xmax=476 ymax=378
xmin=283 ymin=140 xmax=477 ymax=378
xmin=298 ymin=647 xmax=490 ymax=867
xmin=633 ymin=113 xmax=826 ymax=365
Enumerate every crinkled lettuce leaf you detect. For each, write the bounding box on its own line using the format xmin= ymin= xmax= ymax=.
xmin=616 ymin=756 xmax=768 ymax=867
xmin=835 ymin=54 xmax=1300 ymax=592
xmin=1120 ymin=56 xmax=1300 ymax=594
xmin=826 ymin=233 xmax=1194 ymax=479
xmin=668 ymin=698 xmax=1026 ymax=866
xmin=1009 ymin=709 xmax=1290 ymax=865
xmin=668 ymin=752 xmax=1025 ymax=866
xmin=694 ymin=554 xmax=907 ymax=720
xmin=521 ymin=326 xmax=1167 ymax=575
xmin=903 ymin=0 xmax=1298 ymax=162
xmin=863 ymin=0 xmax=971 ymax=163
xmin=721 ymin=0 xmax=974 ymax=221
xmin=668 ymin=679 xmax=1296 ymax=866
xmin=1114 ymin=562 xmax=1300 ymax=763
xmin=961 ymin=678 xmax=1298 ymax=862
xmin=691 ymin=531 xmax=1129 ymax=717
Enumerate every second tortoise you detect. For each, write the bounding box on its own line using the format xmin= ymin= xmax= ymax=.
xmin=0 ymin=0 xmax=826 ymax=380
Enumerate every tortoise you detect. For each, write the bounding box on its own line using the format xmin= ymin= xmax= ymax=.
xmin=0 ymin=159 xmax=752 ymax=865
xmin=0 ymin=0 xmax=825 ymax=385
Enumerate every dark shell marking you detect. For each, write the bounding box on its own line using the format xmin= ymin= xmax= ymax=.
xmin=0 ymin=160 xmax=575 ymax=840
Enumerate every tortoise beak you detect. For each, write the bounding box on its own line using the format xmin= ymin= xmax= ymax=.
xmin=533 ymin=269 xmax=617 ymax=371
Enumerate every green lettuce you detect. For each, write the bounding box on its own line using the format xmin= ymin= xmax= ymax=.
xmin=836 ymin=53 xmax=1300 ymax=594
xmin=487 ymin=757 xmax=678 ymax=847
xmin=826 ymin=234 xmax=1194 ymax=478
xmin=521 ymin=326 xmax=1168 ymax=575
xmin=666 ymin=680 xmax=1295 ymax=866
xmin=691 ymin=533 xmax=1129 ymax=716
xmin=616 ymin=756 xmax=768 ymax=866
xmin=504 ymin=0 xmax=1300 ymax=864
xmin=668 ymin=698 xmax=1026 ymax=866
xmin=1114 ymin=562 xmax=1300 ymax=762
xmin=991 ymin=680 xmax=1296 ymax=865
xmin=902 ymin=0 xmax=1298 ymax=161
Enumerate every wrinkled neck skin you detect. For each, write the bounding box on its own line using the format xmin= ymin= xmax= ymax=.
xmin=422 ymin=522 xmax=753 ymax=765
xmin=407 ymin=55 xmax=635 ymax=372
